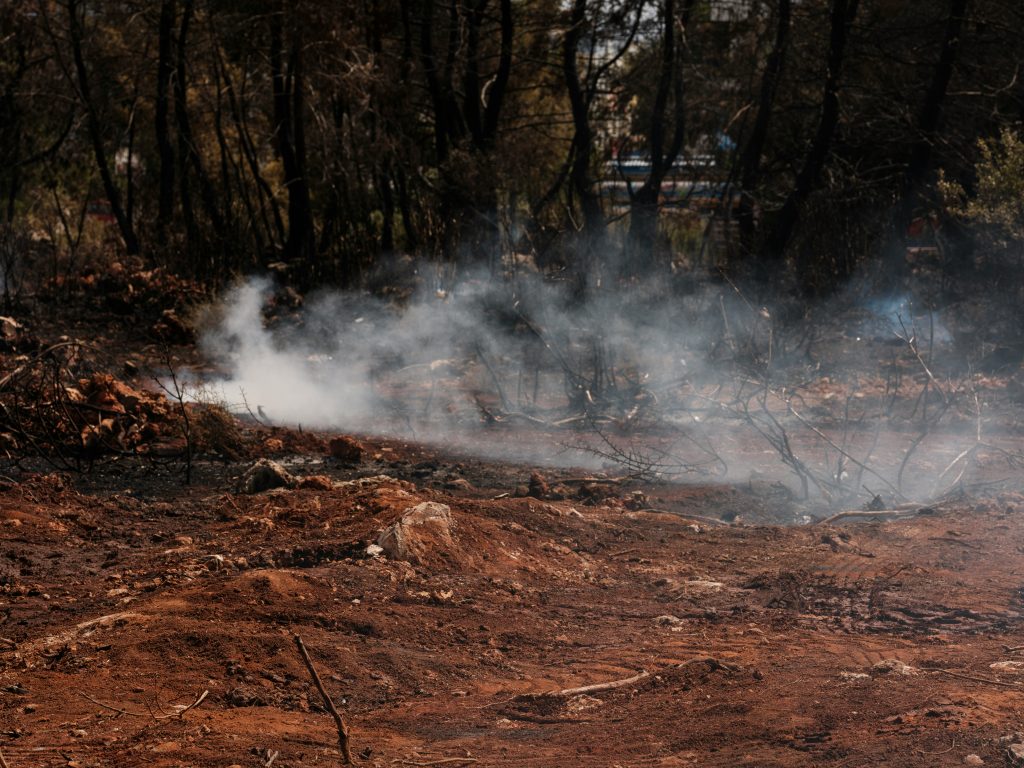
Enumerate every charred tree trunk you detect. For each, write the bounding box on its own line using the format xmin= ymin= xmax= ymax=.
xmin=760 ymin=0 xmax=860 ymax=275
xmin=626 ymin=0 xmax=694 ymax=277
xmin=563 ymin=0 xmax=605 ymax=279
xmin=155 ymin=0 xmax=176 ymax=234
xmin=67 ymin=0 xmax=139 ymax=255
xmin=737 ymin=0 xmax=792 ymax=257
xmin=270 ymin=3 xmax=316 ymax=280
xmin=174 ymin=0 xmax=225 ymax=273
xmin=889 ymin=0 xmax=968 ymax=275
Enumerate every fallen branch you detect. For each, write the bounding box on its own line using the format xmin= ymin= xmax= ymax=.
xmin=392 ymin=758 xmax=479 ymax=766
xmin=931 ymin=668 xmax=1021 ymax=689
xmin=540 ymin=670 xmax=650 ymax=698
xmin=295 ymin=634 xmax=354 ymax=765
xmin=79 ymin=689 xmax=208 ymax=720
xmin=79 ymin=691 xmax=148 ymax=717
xmin=814 ymin=507 xmax=933 ymax=526
xmin=636 ymin=509 xmax=732 ymax=527
xmin=0 ymin=340 xmax=86 ymax=392
xmin=0 ymin=745 xmax=10 ymax=768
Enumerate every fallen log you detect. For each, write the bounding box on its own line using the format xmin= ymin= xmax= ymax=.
xmin=815 ymin=506 xmax=934 ymax=526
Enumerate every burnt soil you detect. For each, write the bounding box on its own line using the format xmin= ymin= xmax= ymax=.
xmin=4 ymin=292 xmax=1024 ymax=767
xmin=2 ymin=445 xmax=1024 ymax=768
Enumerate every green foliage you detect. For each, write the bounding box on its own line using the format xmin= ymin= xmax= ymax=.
xmin=940 ymin=129 xmax=1024 ymax=245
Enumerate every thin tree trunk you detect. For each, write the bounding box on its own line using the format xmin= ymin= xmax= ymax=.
xmin=626 ymin=0 xmax=694 ymax=276
xmin=67 ymin=0 xmax=139 ymax=255
xmin=761 ymin=0 xmax=860 ymax=270
xmin=737 ymin=0 xmax=792 ymax=255
xmin=155 ymin=0 xmax=176 ymax=232
xmin=270 ymin=3 xmax=316 ymax=279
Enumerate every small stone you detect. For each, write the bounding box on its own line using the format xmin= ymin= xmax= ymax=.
xmin=964 ymin=755 xmax=984 ymax=766
xmin=1007 ymin=744 xmax=1024 ymax=765
xmin=71 ymin=729 xmax=88 ymax=738
xmin=990 ymin=661 xmax=1024 ymax=673
xmin=328 ymin=436 xmax=364 ymax=464
xmin=870 ymin=659 xmax=917 ymax=676
xmin=296 ymin=474 xmax=334 ymax=491
xmin=23 ymin=703 xmax=37 ymax=713
xmin=839 ymin=671 xmax=871 ymax=682
xmin=364 ymin=544 xmax=384 ymax=558
xmin=150 ymin=741 xmax=179 ymax=753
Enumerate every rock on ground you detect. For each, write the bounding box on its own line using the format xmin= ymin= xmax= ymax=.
xmin=239 ymin=459 xmax=295 ymax=494
xmin=377 ymin=502 xmax=454 ymax=564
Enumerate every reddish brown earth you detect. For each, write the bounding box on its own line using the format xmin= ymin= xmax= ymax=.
xmin=2 ymin=443 xmax=1024 ymax=768
xmin=4 ymin=285 xmax=1024 ymax=767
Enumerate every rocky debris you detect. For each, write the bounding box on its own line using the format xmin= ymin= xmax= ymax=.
xmin=328 ymin=435 xmax=365 ymax=464
xmin=225 ymin=685 xmax=267 ymax=708
xmin=336 ymin=474 xmax=411 ymax=491
xmin=239 ymin=459 xmax=296 ymax=494
xmin=839 ymin=671 xmax=871 ymax=682
xmin=377 ymin=502 xmax=454 ymax=563
xmin=989 ymin=661 xmax=1024 ymax=673
xmin=444 ymin=477 xmax=473 ymax=492
xmin=296 ymin=474 xmax=334 ymax=491
xmin=624 ymin=490 xmax=648 ymax=510
xmin=1007 ymin=743 xmax=1024 ymax=766
xmin=870 ymin=659 xmax=917 ymax=676
xmin=527 ymin=472 xmax=549 ymax=499
xmin=151 ymin=309 xmax=194 ymax=344
xmin=963 ymin=755 xmax=984 ymax=766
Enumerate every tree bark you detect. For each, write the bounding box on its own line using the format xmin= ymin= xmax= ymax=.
xmin=737 ymin=0 xmax=792 ymax=255
xmin=761 ymin=0 xmax=860 ymax=271
xmin=626 ymin=0 xmax=695 ymax=276
xmin=155 ymin=0 xmax=175 ymax=233
xmin=67 ymin=0 xmax=139 ymax=255
xmin=270 ymin=2 xmax=316 ymax=278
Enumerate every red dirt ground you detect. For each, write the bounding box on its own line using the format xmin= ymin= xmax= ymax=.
xmin=2 ymin=442 xmax=1024 ymax=767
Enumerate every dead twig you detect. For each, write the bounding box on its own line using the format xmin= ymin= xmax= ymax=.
xmin=392 ymin=759 xmax=478 ymax=766
xmin=78 ymin=689 xmax=208 ymax=719
xmin=170 ymin=689 xmax=209 ymax=718
xmin=78 ymin=692 xmax=149 ymax=717
xmin=294 ymin=634 xmax=354 ymax=765
xmin=541 ymin=670 xmax=650 ymax=697
xmin=915 ymin=737 xmax=955 ymax=756
xmin=931 ymin=669 xmax=1021 ymax=689
xmin=0 ymin=340 xmax=87 ymax=392
xmin=0 ymin=745 xmax=11 ymax=768
xmin=636 ymin=509 xmax=732 ymax=527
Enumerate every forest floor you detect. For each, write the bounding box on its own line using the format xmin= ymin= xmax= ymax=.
xmin=3 ymin=283 xmax=1024 ymax=767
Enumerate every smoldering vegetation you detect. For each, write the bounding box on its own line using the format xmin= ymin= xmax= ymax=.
xmin=195 ymin=269 xmax=1024 ymax=515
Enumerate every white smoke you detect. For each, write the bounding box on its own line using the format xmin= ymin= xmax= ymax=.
xmin=193 ymin=272 xmax=1013 ymax=508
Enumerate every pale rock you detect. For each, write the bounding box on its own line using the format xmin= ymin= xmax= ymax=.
xmin=239 ymin=459 xmax=295 ymax=494
xmin=377 ymin=502 xmax=454 ymax=564
xmin=870 ymin=659 xmax=917 ymax=676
